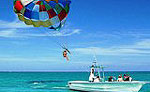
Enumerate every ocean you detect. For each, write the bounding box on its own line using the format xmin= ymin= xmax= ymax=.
xmin=0 ymin=72 xmax=149 ymax=92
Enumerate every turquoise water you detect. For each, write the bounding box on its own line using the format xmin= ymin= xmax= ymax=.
xmin=0 ymin=72 xmax=149 ymax=92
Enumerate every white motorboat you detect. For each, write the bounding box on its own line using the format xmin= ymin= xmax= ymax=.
xmin=68 ymin=81 xmax=147 ymax=92
xmin=68 ymin=62 xmax=149 ymax=92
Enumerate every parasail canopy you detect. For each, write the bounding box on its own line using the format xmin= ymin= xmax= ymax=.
xmin=13 ymin=0 xmax=71 ymax=30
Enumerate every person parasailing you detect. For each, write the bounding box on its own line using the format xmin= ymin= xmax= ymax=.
xmin=61 ymin=44 xmax=71 ymax=61
xmin=63 ymin=50 xmax=69 ymax=61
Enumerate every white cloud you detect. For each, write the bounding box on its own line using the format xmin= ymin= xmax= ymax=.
xmin=135 ymin=39 xmax=150 ymax=48
xmin=119 ymin=39 xmax=150 ymax=49
xmin=0 ymin=28 xmax=81 ymax=38
xmin=0 ymin=19 xmax=32 ymax=29
xmin=84 ymin=29 xmax=150 ymax=40
xmin=45 ymin=29 xmax=81 ymax=37
xmin=74 ymin=39 xmax=150 ymax=56
xmin=0 ymin=18 xmax=81 ymax=38
xmin=0 ymin=56 xmax=59 ymax=62
xmin=0 ymin=29 xmax=19 ymax=38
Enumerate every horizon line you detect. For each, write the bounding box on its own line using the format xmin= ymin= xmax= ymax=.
xmin=0 ymin=70 xmax=150 ymax=72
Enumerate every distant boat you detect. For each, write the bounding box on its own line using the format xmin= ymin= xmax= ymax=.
xmin=68 ymin=62 xmax=149 ymax=92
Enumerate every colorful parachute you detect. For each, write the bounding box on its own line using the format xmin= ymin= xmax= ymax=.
xmin=13 ymin=0 xmax=71 ymax=30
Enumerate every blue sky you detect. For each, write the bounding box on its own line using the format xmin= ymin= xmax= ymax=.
xmin=0 ymin=0 xmax=150 ymax=71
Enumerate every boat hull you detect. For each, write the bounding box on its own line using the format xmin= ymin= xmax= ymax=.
xmin=68 ymin=81 xmax=146 ymax=92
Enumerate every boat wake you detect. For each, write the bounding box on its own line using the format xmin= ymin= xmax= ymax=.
xmin=52 ymin=86 xmax=67 ymax=89
xmin=28 ymin=80 xmax=64 ymax=84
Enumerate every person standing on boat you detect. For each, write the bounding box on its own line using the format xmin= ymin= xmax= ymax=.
xmin=89 ymin=65 xmax=95 ymax=82
xmin=129 ymin=76 xmax=132 ymax=81
xmin=108 ymin=76 xmax=113 ymax=82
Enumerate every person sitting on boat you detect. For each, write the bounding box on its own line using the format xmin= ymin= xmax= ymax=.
xmin=89 ymin=65 xmax=95 ymax=82
xmin=108 ymin=76 xmax=113 ymax=82
xmin=124 ymin=74 xmax=130 ymax=81
xmin=123 ymin=74 xmax=132 ymax=81
xmin=94 ymin=76 xmax=100 ymax=82
xmin=117 ymin=74 xmax=124 ymax=82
